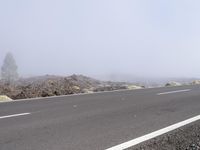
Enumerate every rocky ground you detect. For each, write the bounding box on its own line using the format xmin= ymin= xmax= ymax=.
xmin=1 ymin=75 xmax=200 ymax=149
xmin=129 ymin=120 xmax=200 ymax=150
xmin=0 ymin=74 xmax=142 ymax=100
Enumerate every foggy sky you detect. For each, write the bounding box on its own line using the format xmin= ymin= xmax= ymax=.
xmin=0 ymin=0 xmax=200 ymax=79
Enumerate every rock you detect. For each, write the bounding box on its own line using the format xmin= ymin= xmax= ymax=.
xmin=82 ymin=88 xmax=94 ymax=94
xmin=72 ymin=86 xmax=80 ymax=91
xmin=165 ymin=82 xmax=182 ymax=87
xmin=126 ymin=85 xmax=143 ymax=90
xmin=0 ymin=95 xmax=12 ymax=102
xmin=191 ymin=80 xmax=200 ymax=85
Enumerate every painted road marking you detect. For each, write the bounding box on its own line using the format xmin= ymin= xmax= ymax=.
xmin=157 ymin=89 xmax=191 ymax=95
xmin=0 ymin=113 xmax=31 ymax=119
xmin=105 ymin=115 xmax=200 ymax=150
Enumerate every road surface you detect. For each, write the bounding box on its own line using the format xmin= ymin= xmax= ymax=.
xmin=0 ymin=85 xmax=200 ymax=150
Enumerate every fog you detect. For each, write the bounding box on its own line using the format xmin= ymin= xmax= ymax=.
xmin=0 ymin=0 xmax=200 ymax=80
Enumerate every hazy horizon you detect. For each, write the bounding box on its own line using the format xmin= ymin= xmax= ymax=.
xmin=1 ymin=0 xmax=200 ymax=79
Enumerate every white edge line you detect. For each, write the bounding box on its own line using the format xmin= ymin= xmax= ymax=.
xmin=157 ymin=89 xmax=191 ymax=95
xmin=0 ymin=112 xmax=31 ymax=119
xmin=105 ymin=115 xmax=200 ymax=150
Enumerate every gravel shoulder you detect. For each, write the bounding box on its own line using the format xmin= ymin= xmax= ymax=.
xmin=128 ymin=120 xmax=200 ymax=150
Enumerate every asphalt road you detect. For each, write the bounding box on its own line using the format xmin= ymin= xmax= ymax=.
xmin=0 ymin=85 xmax=200 ymax=150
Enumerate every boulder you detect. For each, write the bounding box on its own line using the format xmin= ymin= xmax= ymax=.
xmin=165 ymin=81 xmax=182 ymax=87
xmin=191 ymin=80 xmax=200 ymax=85
xmin=126 ymin=85 xmax=143 ymax=90
xmin=0 ymin=95 xmax=12 ymax=102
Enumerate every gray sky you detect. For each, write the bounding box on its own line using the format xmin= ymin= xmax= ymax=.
xmin=0 ymin=0 xmax=200 ymax=78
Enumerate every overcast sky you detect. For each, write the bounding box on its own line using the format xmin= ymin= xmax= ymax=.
xmin=0 ymin=0 xmax=200 ymax=79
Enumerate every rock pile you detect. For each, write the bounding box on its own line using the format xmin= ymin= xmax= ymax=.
xmin=0 ymin=75 xmax=141 ymax=100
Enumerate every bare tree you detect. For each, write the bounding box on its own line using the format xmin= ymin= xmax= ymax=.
xmin=1 ymin=52 xmax=18 ymax=83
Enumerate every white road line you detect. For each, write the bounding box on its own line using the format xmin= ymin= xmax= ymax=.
xmin=105 ymin=115 xmax=200 ymax=150
xmin=0 ymin=113 xmax=31 ymax=119
xmin=157 ymin=89 xmax=191 ymax=95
